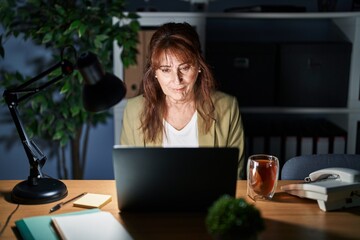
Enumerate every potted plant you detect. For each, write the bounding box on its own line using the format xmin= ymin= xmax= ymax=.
xmin=206 ymin=195 xmax=265 ymax=240
xmin=0 ymin=0 xmax=139 ymax=179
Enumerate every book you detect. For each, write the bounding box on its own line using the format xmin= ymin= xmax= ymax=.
xmin=300 ymin=137 xmax=313 ymax=155
xmin=269 ymin=136 xmax=281 ymax=158
xmin=73 ymin=193 xmax=112 ymax=209
xmin=15 ymin=209 xmax=100 ymax=240
xmin=285 ymin=136 xmax=297 ymax=160
xmin=316 ymin=137 xmax=329 ymax=154
xmin=333 ymin=136 xmax=346 ymax=154
xmin=252 ymin=136 xmax=265 ymax=154
xmin=52 ymin=211 xmax=133 ymax=240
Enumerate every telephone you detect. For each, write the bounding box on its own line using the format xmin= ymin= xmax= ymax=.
xmin=281 ymin=167 xmax=360 ymax=211
xmin=304 ymin=167 xmax=360 ymax=183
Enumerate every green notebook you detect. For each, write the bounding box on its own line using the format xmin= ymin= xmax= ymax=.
xmin=15 ymin=208 xmax=100 ymax=240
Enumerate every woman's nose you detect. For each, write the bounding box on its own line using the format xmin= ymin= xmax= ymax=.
xmin=175 ymin=71 xmax=183 ymax=83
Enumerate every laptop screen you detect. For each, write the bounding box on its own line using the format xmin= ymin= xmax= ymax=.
xmin=113 ymin=146 xmax=239 ymax=212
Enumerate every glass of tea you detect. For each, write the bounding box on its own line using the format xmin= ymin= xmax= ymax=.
xmin=247 ymin=154 xmax=279 ymax=201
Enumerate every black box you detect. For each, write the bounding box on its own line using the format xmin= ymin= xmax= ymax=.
xmin=277 ymin=42 xmax=352 ymax=107
xmin=206 ymin=42 xmax=277 ymax=107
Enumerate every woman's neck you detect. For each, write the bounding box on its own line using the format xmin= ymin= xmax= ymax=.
xmin=165 ymin=96 xmax=196 ymax=130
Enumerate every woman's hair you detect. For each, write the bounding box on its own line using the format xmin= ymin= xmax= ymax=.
xmin=140 ymin=22 xmax=216 ymax=143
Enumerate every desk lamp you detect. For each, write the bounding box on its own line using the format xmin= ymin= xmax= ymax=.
xmin=3 ymin=48 xmax=126 ymax=204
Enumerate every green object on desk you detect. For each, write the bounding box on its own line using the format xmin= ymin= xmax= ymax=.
xmin=206 ymin=195 xmax=265 ymax=238
xmin=15 ymin=208 xmax=100 ymax=240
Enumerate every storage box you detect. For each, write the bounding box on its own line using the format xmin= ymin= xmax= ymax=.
xmin=206 ymin=42 xmax=277 ymax=107
xmin=277 ymin=42 xmax=352 ymax=107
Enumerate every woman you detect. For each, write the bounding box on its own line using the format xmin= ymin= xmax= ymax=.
xmin=120 ymin=22 xmax=245 ymax=179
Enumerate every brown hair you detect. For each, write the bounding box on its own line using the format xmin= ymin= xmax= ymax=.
xmin=140 ymin=22 xmax=216 ymax=143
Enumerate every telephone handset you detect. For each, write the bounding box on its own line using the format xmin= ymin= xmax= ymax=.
xmin=281 ymin=167 xmax=360 ymax=211
xmin=304 ymin=167 xmax=360 ymax=183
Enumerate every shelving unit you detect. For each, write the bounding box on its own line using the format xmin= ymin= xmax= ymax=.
xmin=113 ymin=12 xmax=360 ymax=157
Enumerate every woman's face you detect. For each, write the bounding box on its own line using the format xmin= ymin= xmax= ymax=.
xmin=155 ymin=53 xmax=199 ymax=103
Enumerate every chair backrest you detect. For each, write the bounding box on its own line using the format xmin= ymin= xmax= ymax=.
xmin=281 ymin=154 xmax=360 ymax=180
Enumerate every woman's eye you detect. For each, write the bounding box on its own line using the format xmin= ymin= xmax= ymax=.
xmin=179 ymin=65 xmax=191 ymax=73
xmin=161 ymin=68 xmax=171 ymax=73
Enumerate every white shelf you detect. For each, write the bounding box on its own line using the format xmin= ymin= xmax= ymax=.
xmin=205 ymin=11 xmax=360 ymax=19
xmin=137 ymin=11 xmax=360 ymax=19
xmin=241 ymin=108 xmax=360 ymax=114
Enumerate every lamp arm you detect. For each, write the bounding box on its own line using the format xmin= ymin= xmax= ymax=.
xmin=5 ymin=60 xmax=74 ymax=104
xmin=2 ymin=60 xmax=74 ymax=185
xmin=5 ymin=100 xmax=46 ymax=183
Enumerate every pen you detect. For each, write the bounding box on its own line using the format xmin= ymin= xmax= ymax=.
xmin=49 ymin=192 xmax=87 ymax=213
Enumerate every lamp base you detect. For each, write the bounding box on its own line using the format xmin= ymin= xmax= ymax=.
xmin=12 ymin=178 xmax=68 ymax=204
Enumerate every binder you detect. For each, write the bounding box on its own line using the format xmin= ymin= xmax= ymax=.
xmin=269 ymin=136 xmax=282 ymax=157
xmin=316 ymin=137 xmax=329 ymax=154
xmin=285 ymin=136 xmax=297 ymax=161
xmin=333 ymin=136 xmax=346 ymax=154
xmin=253 ymin=136 xmax=265 ymax=154
xmin=300 ymin=137 xmax=313 ymax=155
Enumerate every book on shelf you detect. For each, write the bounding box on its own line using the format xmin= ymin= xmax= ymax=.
xmin=333 ymin=136 xmax=346 ymax=154
xmin=316 ymin=137 xmax=329 ymax=154
xmin=285 ymin=136 xmax=297 ymax=161
xmin=252 ymin=136 xmax=265 ymax=154
xmin=300 ymin=137 xmax=313 ymax=155
xmin=269 ymin=136 xmax=281 ymax=157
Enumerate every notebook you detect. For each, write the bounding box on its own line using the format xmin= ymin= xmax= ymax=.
xmin=112 ymin=146 xmax=239 ymax=212
xmin=52 ymin=211 xmax=132 ymax=240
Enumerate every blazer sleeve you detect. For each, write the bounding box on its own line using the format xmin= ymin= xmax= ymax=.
xmin=228 ymin=96 xmax=245 ymax=179
xmin=120 ymin=101 xmax=134 ymax=145
xmin=120 ymin=97 xmax=143 ymax=146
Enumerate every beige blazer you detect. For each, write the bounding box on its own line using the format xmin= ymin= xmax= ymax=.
xmin=120 ymin=91 xmax=245 ymax=179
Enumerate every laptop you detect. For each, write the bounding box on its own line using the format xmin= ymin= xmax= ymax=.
xmin=112 ymin=146 xmax=239 ymax=212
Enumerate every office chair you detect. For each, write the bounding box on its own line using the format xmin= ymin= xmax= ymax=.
xmin=281 ymin=154 xmax=360 ymax=180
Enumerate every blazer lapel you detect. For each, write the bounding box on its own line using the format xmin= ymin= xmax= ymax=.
xmin=198 ymin=113 xmax=216 ymax=147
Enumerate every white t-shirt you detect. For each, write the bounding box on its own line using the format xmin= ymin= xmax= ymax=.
xmin=162 ymin=112 xmax=199 ymax=147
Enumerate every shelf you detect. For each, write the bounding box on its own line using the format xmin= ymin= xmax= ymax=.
xmin=205 ymin=12 xmax=360 ymax=19
xmin=136 ymin=11 xmax=360 ymax=20
xmin=241 ymin=108 xmax=360 ymax=114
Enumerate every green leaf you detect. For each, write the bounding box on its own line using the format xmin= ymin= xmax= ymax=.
xmin=78 ymin=23 xmax=87 ymax=38
xmin=42 ymin=32 xmax=53 ymax=44
xmin=55 ymin=4 xmax=66 ymax=16
xmin=60 ymin=137 xmax=68 ymax=147
xmin=53 ymin=131 xmax=63 ymax=140
xmin=68 ymin=20 xmax=82 ymax=32
xmin=60 ymin=80 xmax=71 ymax=94
xmin=66 ymin=121 xmax=76 ymax=132
xmin=70 ymin=105 xmax=81 ymax=117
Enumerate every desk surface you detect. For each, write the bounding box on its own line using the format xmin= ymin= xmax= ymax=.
xmin=1 ymin=180 xmax=359 ymax=240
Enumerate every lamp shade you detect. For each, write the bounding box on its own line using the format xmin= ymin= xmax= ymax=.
xmin=77 ymin=52 xmax=126 ymax=112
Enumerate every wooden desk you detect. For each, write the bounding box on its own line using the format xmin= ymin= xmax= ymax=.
xmin=1 ymin=180 xmax=359 ymax=240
